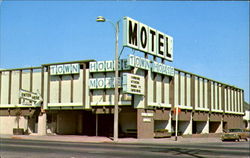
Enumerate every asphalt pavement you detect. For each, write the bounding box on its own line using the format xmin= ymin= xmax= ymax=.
xmin=0 ymin=134 xmax=224 ymax=145
xmin=1 ymin=137 xmax=249 ymax=158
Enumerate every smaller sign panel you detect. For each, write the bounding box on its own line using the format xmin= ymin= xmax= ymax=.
xmin=122 ymin=73 xmax=145 ymax=95
xmin=50 ymin=63 xmax=80 ymax=75
xmin=141 ymin=112 xmax=154 ymax=117
xmin=143 ymin=118 xmax=152 ymax=122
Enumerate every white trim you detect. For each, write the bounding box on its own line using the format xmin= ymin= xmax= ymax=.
xmin=211 ymin=109 xmax=223 ymax=113
xmin=47 ymin=106 xmax=86 ymax=110
xmin=195 ymin=107 xmax=210 ymax=111
xmin=0 ymin=104 xmax=41 ymax=108
xmin=225 ymin=111 xmax=244 ymax=115
xmin=48 ymin=103 xmax=83 ymax=107
xmin=177 ymin=105 xmax=193 ymax=110
xmin=90 ymin=101 xmax=131 ymax=106
xmin=147 ymin=102 xmax=172 ymax=108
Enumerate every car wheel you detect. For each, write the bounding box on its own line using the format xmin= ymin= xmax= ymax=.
xmin=245 ymin=138 xmax=248 ymax=141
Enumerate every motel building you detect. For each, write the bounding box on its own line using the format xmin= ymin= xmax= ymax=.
xmin=0 ymin=17 xmax=245 ymax=138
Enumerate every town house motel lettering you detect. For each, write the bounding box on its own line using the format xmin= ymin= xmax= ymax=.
xmin=88 ymin=54 xmax=174 ymax=89
xmin=50 ymin=63 xmax=80 ymax=75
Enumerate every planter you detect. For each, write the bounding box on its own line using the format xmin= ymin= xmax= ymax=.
xmin=154 ymin=129 xmax=172 ymax=138
xmin=125 ymin=129 xmax=137 ymax=138
xmin=13 ymin=128 xmax=24 ymax=135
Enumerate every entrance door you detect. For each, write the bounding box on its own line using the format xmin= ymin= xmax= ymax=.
xmin=192 ymin=121 xmax=197 ymax=134
xmin=98 ymin=114 xmax=114 ymax=137
xmin=223 ymin=122 xmax=228 ymax=132
xmin=82 ymin=111 xmax=96 ymax=136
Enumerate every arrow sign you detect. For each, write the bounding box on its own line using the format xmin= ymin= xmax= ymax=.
xmin=19 ymin=89 xmax=43 ymax=106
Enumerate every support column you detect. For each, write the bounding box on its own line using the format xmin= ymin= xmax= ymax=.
xmin=38 ymin=113 xmax=47 ymax=135
xmin=77 ymin=114 xmax=83 ymax=134
xmin=181 ymin=121 xmax=192 ymax=135
xmin=96 ymin=114 xmax=98 ymax=136
xmin=166 ymin=112 xmax=172 ymax=133
xmin=216 ymin=119 xmax=223 ymax=133
xmin=24 ymin=116 xmax=29 ymax=133
xmin=202 ymin=115 xmax=209 ymax=134
xmin=187 ymin=114 xmax=193 ymax=135
xmin=137 ymin=109 xmax=154 ymax=139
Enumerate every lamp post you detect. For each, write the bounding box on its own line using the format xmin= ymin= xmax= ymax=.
xmin=96 ymin=16 xmax=119 ymax=142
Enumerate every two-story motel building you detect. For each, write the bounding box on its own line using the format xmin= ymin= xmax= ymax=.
xmin=0 ymin=17 xmax=245 ymax=138
xmin=0 ymin=57 xmax=245 ymax=138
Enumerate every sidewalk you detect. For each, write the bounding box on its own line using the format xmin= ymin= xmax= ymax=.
xmin=0 ymin=134 xmax=222 ymax=144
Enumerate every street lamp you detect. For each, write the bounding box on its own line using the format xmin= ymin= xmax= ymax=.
xmin=96 ymin=16 xmax=120 ymax=142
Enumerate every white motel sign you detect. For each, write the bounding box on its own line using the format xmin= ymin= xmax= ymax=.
xmin=123 ymin=16 xmax=173 ymax=62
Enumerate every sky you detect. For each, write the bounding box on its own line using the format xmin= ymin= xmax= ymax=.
xmin=0 ymin=1 xmax=249 ymax=102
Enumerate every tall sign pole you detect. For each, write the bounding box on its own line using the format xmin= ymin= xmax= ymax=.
xmin=96 ymin=16 xmax=120 ymax=142
xmin=175 ymin=106 xmax=179 ymax=141
xmin=113 ymin=21 xmax=119 ymax=142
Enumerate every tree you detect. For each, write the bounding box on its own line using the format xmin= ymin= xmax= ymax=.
xmin=14 ymin=108 xmax=22 ymax=129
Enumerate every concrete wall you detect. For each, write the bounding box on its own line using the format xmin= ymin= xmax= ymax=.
xmin=179 ymin=121 xmax=192 ymax=135
xmin=154 ymin=120 xmax=169 ymax=130
xmin=224 ymin=115 xmax=244 ymax=129
xmin=38 ymin=113 xmax=47 ymax=135
xmin=56 ymin=112 xmax=78 ymax=134
xmin=0 ymin=116 xmax=28 ymax=134
xmin=209 ymin=122 xmax=221 ymax=133
xmin=243 ymin=111 xmax=250 ymax=129
xmin=195 ymin=121 xmax=208 ymax=134
xmin=119 ymin=111 xmax=137 ymax=133
xmin=137 ymin=109 xmax=154 ymax=138
xmin=154 ymin=110 xmax=171 ymax=132
xmin=147 ymin=68 xmax=171 ymax=108
xmin=0 ymin=71 xmax=10 ymax=104
xmin=49 ymin=73 xmax=83 ymax=105
xmin=0 ymin=70 xmax=42 ymax=107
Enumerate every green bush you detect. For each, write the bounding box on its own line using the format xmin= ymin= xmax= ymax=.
xmin=154 ymin=129 xmax=168 ymax=133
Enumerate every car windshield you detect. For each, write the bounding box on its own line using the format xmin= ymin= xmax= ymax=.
xmin=228 ymin=129 xmax=242 ymax=132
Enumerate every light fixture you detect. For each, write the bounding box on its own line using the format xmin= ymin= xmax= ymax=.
xmin=96 ymin=16 xmax=106 ymax=22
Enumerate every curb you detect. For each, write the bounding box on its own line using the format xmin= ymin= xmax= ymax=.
xmin=11 ymin=136 xmax=23 ymax=139
xmin=1 ymin=135 xmax=222 ymax=145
